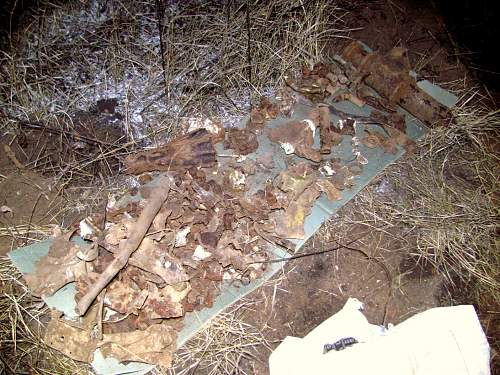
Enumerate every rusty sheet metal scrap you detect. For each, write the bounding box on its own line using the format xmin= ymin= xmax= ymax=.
xmin=342 ymin=41 xmax=450 ymax=127
xmin=268 ymin=120 xmax=322 ymax=162
xmin=124 ymin=129 xmax=217 ymax=174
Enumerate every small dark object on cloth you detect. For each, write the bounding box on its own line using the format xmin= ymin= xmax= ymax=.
xmin=323 ymin=337 xmax=358 ymax=353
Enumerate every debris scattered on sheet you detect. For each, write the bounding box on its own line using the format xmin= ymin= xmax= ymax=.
xmin=11 ymin=40 xmax=456 ymax=372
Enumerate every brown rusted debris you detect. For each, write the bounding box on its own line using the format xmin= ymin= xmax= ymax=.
xmin=268 ymin=120 xmax=321 ymax=162
xmin=285 ymin=62 xmax=350 ymax=102
xmin=125 ymin=129 xmax=217 ymax=174
xmin=224 ymin=128 xmax=259 ymax=155
xmin=342 ymin=41 xmax=450 ymax=127
xmin=246 ymin=96 xmax=280 ymax=131
xmin=310 ymin=105 xmax=343 ymax=155
xmin=19 ymin=41 xmax=440 ymax=369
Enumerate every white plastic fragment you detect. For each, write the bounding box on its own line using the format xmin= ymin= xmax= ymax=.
xmin=280 ymin=142 xmax=295 ymax=155
xmin=187 ymin=117 xmax=221 ymax=135
xmin=103 ymin=307 xmax=119 ymax=321
xmin=0 ymin=205 xmax=13 ymax=215
xmin=106 ymin=195 xmax=117 ymax=210
xmin=192 ymin=245 xmax=212 ymax=261
xmin=79 ymin=219 xmax=94 ymax=238
xmin=228 ymin=169 xmax=246 ymax=188
xmin=319 ymin=164 xmax=336 ymax=176
xmin=355 ymin=151 xmax=368 ymax=165
xmin=174 ymin=227 xmax=191 ymax=247
xmin=303 ymin=119 xmax=316 ymax=137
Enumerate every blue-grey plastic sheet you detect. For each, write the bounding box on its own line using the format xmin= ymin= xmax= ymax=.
xmin=8 ymin=67 xmax=457 ymax=374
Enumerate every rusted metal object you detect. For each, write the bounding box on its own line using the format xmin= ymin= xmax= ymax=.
xmin=342 ymin=41 xmax=450 ymax=127
xmin=124 ymin=129 xmax=217 ymax=174
xmin=224 ymin=128 xmax=259 ymax=155
xmin=268 ymin=120 xmax=321 ymax=162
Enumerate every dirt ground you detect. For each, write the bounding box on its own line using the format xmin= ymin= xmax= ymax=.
xmin=0 ymin=0 xmax=496 ymax=374
xmin=0 ymin=141 xmax=64 ymax=256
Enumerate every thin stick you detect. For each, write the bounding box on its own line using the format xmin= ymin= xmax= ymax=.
xmin=76 ymin=175 xmax=172 ymax=316
xmin=246 ymin=0 xmax=252 ymax=107
xmin=156 ymin=0 xmax=169 ymax=106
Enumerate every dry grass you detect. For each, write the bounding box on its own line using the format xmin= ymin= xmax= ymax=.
xmin=0 ymin=0 xmax=349 ymax=185
xmin=329 ymin=90 xmax=499 ymax=366
xmin=3 ymin=0 xmax=497 ymax=373
xmin=379 ymin=101 xmax=499 ymax=303
xmin=377 ymin=98 xmax=499 ymax=368
xmin=166 ymin=301 xmax=272 ymax=375
xmin=0 ymin=257 xmax=86 ymax=374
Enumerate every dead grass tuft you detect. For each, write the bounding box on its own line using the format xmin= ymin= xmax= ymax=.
xmin=381 ymin=102 xmax=500 ymax=301
xmin=166 ymin=301 xmax=272 ymax=375
xmin=0 ymin=257 xmax=87 ymax=374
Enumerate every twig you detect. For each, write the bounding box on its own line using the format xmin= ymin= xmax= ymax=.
xmin=26 ymin=192 xmax=44 ymax=247
xmin=3 ymin=144 xmax=24 ymax=170
xmin=156 ymin=0 xmax=169 ymax=106
xmin=76 ymin=175 xmax=172 ymax=316
xmin=246 ymin=0 xmax=252 ymax=107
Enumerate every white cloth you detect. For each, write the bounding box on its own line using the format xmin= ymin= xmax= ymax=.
xmin=269 ymin=298 xmax=490 ymax=375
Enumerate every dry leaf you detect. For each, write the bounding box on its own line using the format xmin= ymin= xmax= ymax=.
xmin=142 ymin=282 xmax=191 ymax=319
xmin=44 ymin=306 xmax=99 ymax=362
xmin=124 ymin=129 xmax=217 ymax=174
xmin=224 ymin=128 xmax=259 ymax=155
xmin=131 ymin=238 xmax=189 ymax=285
xmin=104 ymin=279 xmax=147 ymax=315
xmin=315 ymin=179 xmax=342 ymax=201
xmin=276 ymin=162 xmax=316 ymax=200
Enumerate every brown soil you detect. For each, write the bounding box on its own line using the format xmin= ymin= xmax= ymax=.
xmin=0 ymin=141 xmax=64 ymax=255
